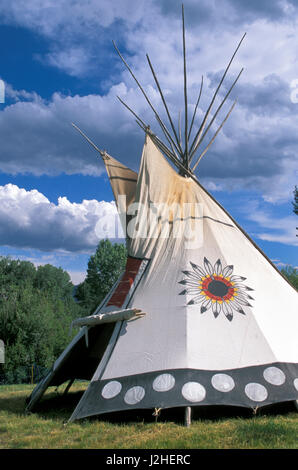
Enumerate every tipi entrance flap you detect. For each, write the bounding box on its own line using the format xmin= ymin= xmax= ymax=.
xmin=68 ymin=255 xmax=150 ymax=422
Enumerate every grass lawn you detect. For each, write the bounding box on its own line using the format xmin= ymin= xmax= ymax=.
xmin=0 ymin=382 xmax=297 ymax=449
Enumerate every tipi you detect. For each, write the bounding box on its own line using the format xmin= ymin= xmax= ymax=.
xmin=26 ymin=6 xmax=298 ymax=422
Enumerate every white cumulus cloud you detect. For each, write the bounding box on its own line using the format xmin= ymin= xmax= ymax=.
xmin=0 ymin=184 xmax=123 ymax=252
xmin=245 ymin=202 xmax=298 ymax=247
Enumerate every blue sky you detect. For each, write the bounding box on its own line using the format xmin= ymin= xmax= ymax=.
xmin=0 ymin=0 xmax=297 ymax=284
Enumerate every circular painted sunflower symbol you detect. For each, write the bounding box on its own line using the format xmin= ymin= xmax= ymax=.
xmin=179 ymin=257 xmax=254 ymax=321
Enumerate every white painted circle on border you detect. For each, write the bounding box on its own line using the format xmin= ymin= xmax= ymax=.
xmin=101 ymin=381 xmax=122 ymax=399
xmin=211 ymin=374 xmax=235 ymax=393
xmin=153 ymin=374 xmax=175 ymax=392
xmin=124 ymin=386 xmax=145 ymax=405
xmin=182 ymin=382 xmax=206 ymax=402
xmin=293 ymin=378 xmax=298 ymax=391
xmin=263 ymin=367 xmax=286 ymax=386
xmin=245 ymin=383 xmax=268 ymax=402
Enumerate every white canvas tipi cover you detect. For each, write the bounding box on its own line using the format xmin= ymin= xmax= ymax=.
xmin=66 ymin=135 xmax=298 ymax=421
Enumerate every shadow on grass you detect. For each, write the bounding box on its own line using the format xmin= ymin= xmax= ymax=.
xmin=0 ymin=388 xmax=85 ymax=422
xmin=1 ymin=384 xmax=296 ymax=426
xmin=90 ymin=401 xmax=296 ymax=426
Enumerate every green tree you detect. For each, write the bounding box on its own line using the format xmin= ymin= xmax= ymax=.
xmin=0 ymin=257 xmax=83 ymax=383
xmin=76 ymin=239 xmax=127 ymax=313
xmin=281 ymin=265 xmax=298 ymax=291
xmin=34 ymin=264 xmax=74 ymax=300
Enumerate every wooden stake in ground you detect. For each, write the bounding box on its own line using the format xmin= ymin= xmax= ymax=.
xmin=185 ymin=406 xmax=192 ymax=427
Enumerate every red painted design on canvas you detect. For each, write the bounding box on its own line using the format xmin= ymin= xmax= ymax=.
xmin=107 ymin=257 xmax=143 ymax=307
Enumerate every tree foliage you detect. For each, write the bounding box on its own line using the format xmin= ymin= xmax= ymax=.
xmin=0 ymin=257 xmax=83 ymax=383
xmin=0 ymin=241 xmax=127 ymax=384
xmin=281 ymin=265 xmax=298 ymax=291
xmin=76 ymin=239 xmax=127 ymax=313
